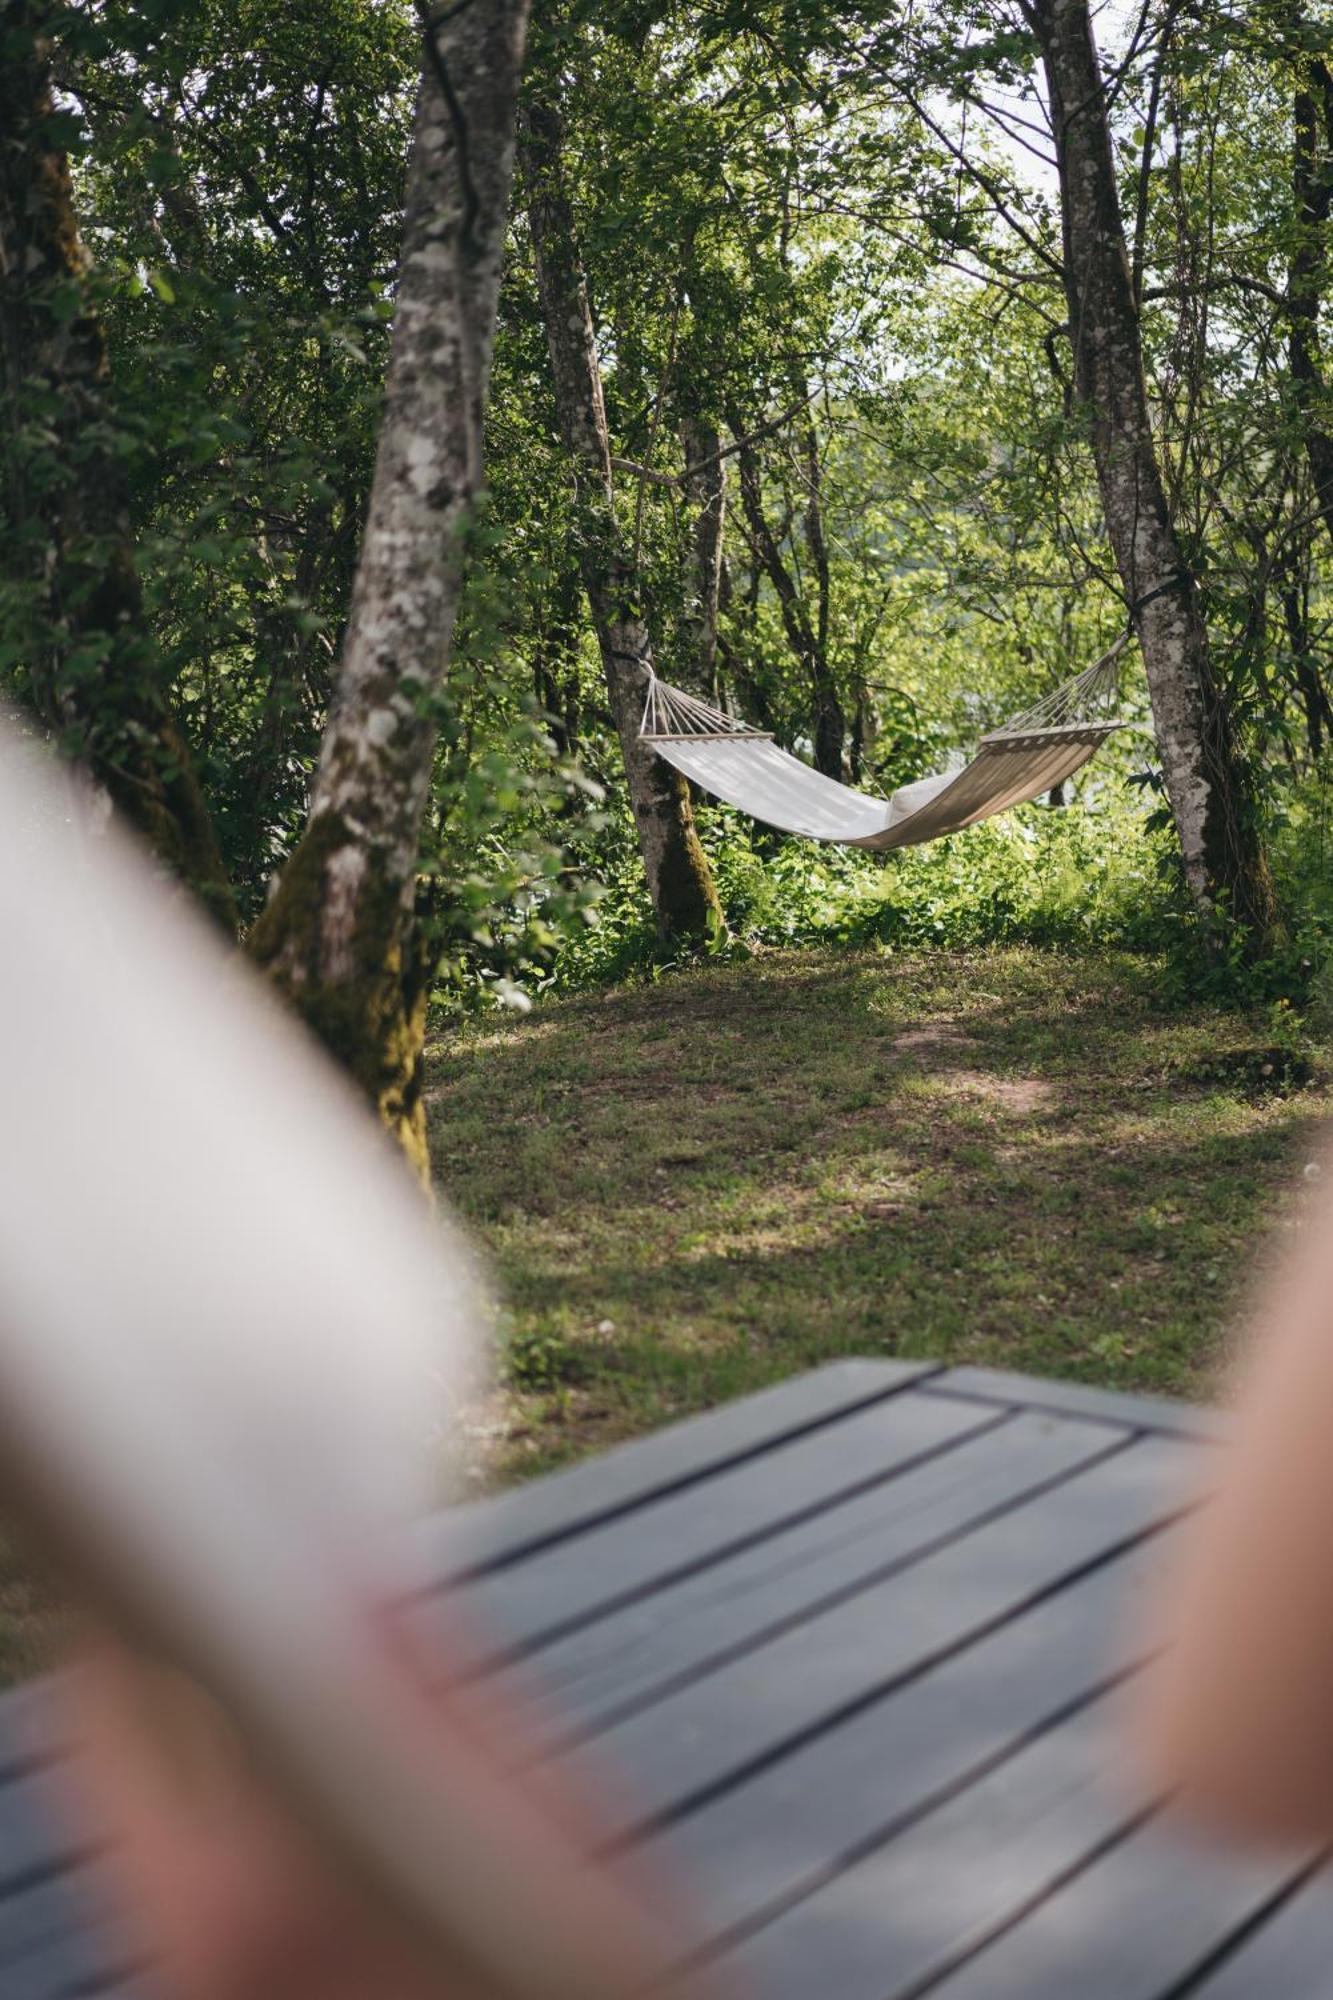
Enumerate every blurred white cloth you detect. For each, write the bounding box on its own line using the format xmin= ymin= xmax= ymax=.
xmin=0 ymin=724 xmax=680 ymax=2000
xmin=0 ymin=722 xmax=483 ymax=1566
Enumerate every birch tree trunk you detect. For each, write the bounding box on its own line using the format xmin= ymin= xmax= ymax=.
xmin=249 ymin=0 xmax=530 ymax=1179
xmin=518 ymin=97 xmax=722 ymax=942
xmin=1033 ymin=0 xmax=1277 ymax=939
xmin=0 ymin=0 xmax=236 ymax=926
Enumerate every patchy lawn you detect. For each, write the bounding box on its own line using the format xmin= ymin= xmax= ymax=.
xmin=428 ymin=946 xmax=1329 ymax=1490
xmin=3 ymin=944 xmax=1323 ymax=1690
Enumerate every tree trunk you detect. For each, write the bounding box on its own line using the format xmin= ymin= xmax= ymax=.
xmin=1289 ymin=57 xmax=1333 ymax=555
xmin=249 ymin=0 xmax=530 ymax=1180
xmin=1034 ymin=0 xmax=1277 ymax=939
xmin=680 ymin=414 xmax=726 ymax=700
xmin=798 ymin=411 xmax=846 ymax=778
xmin=533 ymin=557 xmax=583 ymax=759
xmin=518 ymin=96 xmax=722 ymax=943
xmin=733 ymin=421 xmax=845 ymax=778
xmin=849 ymin=690 xmax=877 ymax=785
xmin=1279 ymin=559 xmax=1333 ymax=758
xmin=0 ymin=1 xmax=237 ymax=927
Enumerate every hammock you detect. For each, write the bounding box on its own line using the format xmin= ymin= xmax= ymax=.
xmin=640 ymin=637 xmax=1128 ymax=852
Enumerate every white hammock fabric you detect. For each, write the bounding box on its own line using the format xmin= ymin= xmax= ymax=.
xmin=640 ymin=641 xmax=1126 ymax=852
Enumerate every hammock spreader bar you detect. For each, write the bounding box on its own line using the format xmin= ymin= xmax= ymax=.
xmin=638 ymin=639 xmax=1127 ymax=853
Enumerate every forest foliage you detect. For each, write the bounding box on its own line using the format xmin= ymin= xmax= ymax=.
xmin=8 ymin=0 xmax=1333 ymax=1031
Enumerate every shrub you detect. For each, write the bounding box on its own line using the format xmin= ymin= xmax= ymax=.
xmin=549 ymin=773 xmax=1184 ymax=988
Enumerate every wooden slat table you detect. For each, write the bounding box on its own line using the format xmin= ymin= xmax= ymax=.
xmin=3 ymin=1358 xmax=1332 ymax=1998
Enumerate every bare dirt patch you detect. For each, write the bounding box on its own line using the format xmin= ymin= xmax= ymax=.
xmin=426 ymin=944 xmax=1330 ymax=1494
xmin=891 ymin=1019 xmax=971 ymax=1055
xmin=942 ymin=1070 xmax=1056 ymax=1115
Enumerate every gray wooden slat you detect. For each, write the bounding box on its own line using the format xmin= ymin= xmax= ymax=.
xmin=670 ymin=1694 xmax=1139 ymax=2000
xmin=0 ymin=1770 xmax=87 ymax=1898
xmin=927 ymin=1812 xmax=1310 ymax=2000
xmin=7 ymin=1918 xmax=143 ymax=2000
xmin=0 ymin=1676 xmax=76 ymax=1786
xmin=446 ymin=1383 xmax=990 ymax=1669
xmin=1190 ymin=1869 xmax=1333 ymax=1996
xmin=929 ymin=1366 xmax=1228 ymax=1441
xmin=60 ymin=1984 xmax=143 ymax=2000
xmin=0 ymin=1775 xmax=110 ymax=1993
xmin=56 ymin=1980 xmax=144 ymax=1999
xmin=644 ymin=1535 xmax=1169 ymax=1953
xmin=0 ymin=1864 xmax=105 ymax=1979
xmin=496 ymin=1410 xmax=1126 ymax=1751
xmin=424 ymin=1359 xmax=941 ymax=1582
xmin=55 ymin=1981 xmax=143 ymax=2000
xmin=36 ymin=1956 xmax=143 ymax=2000
xmin=0 ymin=1365 xmax=1219 ymax=2000
xmin=546 ymin=1433 xmax=1187 ymax=1842
xmin=0 ymin=1376 xmax=948 ymax=1800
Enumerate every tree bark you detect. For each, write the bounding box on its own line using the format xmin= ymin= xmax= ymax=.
xmin=849 ymin=686 xmax=878 ymax=785
xmin=249 ymin=0 xmax=530 ymax=1179
xmin=1289 ymin=57 xmax=1333 ymax=556
xmin=680 ymin=414 xmax=726 ymax=700
xmin=1034 ymin=0 xmax=1276 ymax=939
xmin=532 ymin=556 xmax=583 ymax=759
xmin=798 ymin=411 xmax=846 ymax=779
xmin=0 ymin=1 xmax=237 ymax=926
xmin=518 ymin=95 xmax=722 ymax=942
xmin=732 ymin=420 xmax=845 ymax=778
xmin=1279 ymin=558 xmax=1333 ymax=757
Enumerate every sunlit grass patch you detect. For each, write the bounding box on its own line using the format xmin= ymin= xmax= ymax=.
xmin=429 ymin=945 xmax=1330 ymax=1491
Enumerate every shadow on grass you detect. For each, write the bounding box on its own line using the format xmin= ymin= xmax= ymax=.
xmin=427 ymin=947 xmax=1329 ymax=1478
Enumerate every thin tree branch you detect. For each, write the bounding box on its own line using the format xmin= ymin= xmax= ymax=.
xmin=896 ymin=82 xmax=1065 ymax=278
xmin=610 ymin=393 xmax=818 ymax=488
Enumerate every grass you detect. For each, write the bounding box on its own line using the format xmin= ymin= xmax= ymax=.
xmin=2 ymin=940 xmax=1323 ymax=1688
xmin=429 ymin=945 xmax=1330 ymax=1490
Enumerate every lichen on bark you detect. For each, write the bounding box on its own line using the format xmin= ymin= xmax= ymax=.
xmin=243 ymin=0 xmax=532 ymax=1172
xmin=248 ymin=809 xmax=433 ymax=1172
xmin=1034 ymin=0 xmax=1277 ymax=945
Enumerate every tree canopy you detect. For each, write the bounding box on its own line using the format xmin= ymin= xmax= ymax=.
xmin=7 ymin=0 xmax=1333 ymax=1144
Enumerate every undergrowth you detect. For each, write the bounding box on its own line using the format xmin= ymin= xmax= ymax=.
xmin=545 ymin=768 xmax=1333 ymax=1017
xmin=552 ymin=779 xmax=1178 ymax=988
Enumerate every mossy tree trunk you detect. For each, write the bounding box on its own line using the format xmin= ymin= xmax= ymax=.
xmin=518 ymin=95 xmax=722 ymax=944
xmin=249 ymin=0 xmax=530 ymax=1180
xmin=0 ymin=0 xmax=237 ymax=927
xmin=1032 ymin=0 xmax=1277 ymax=943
